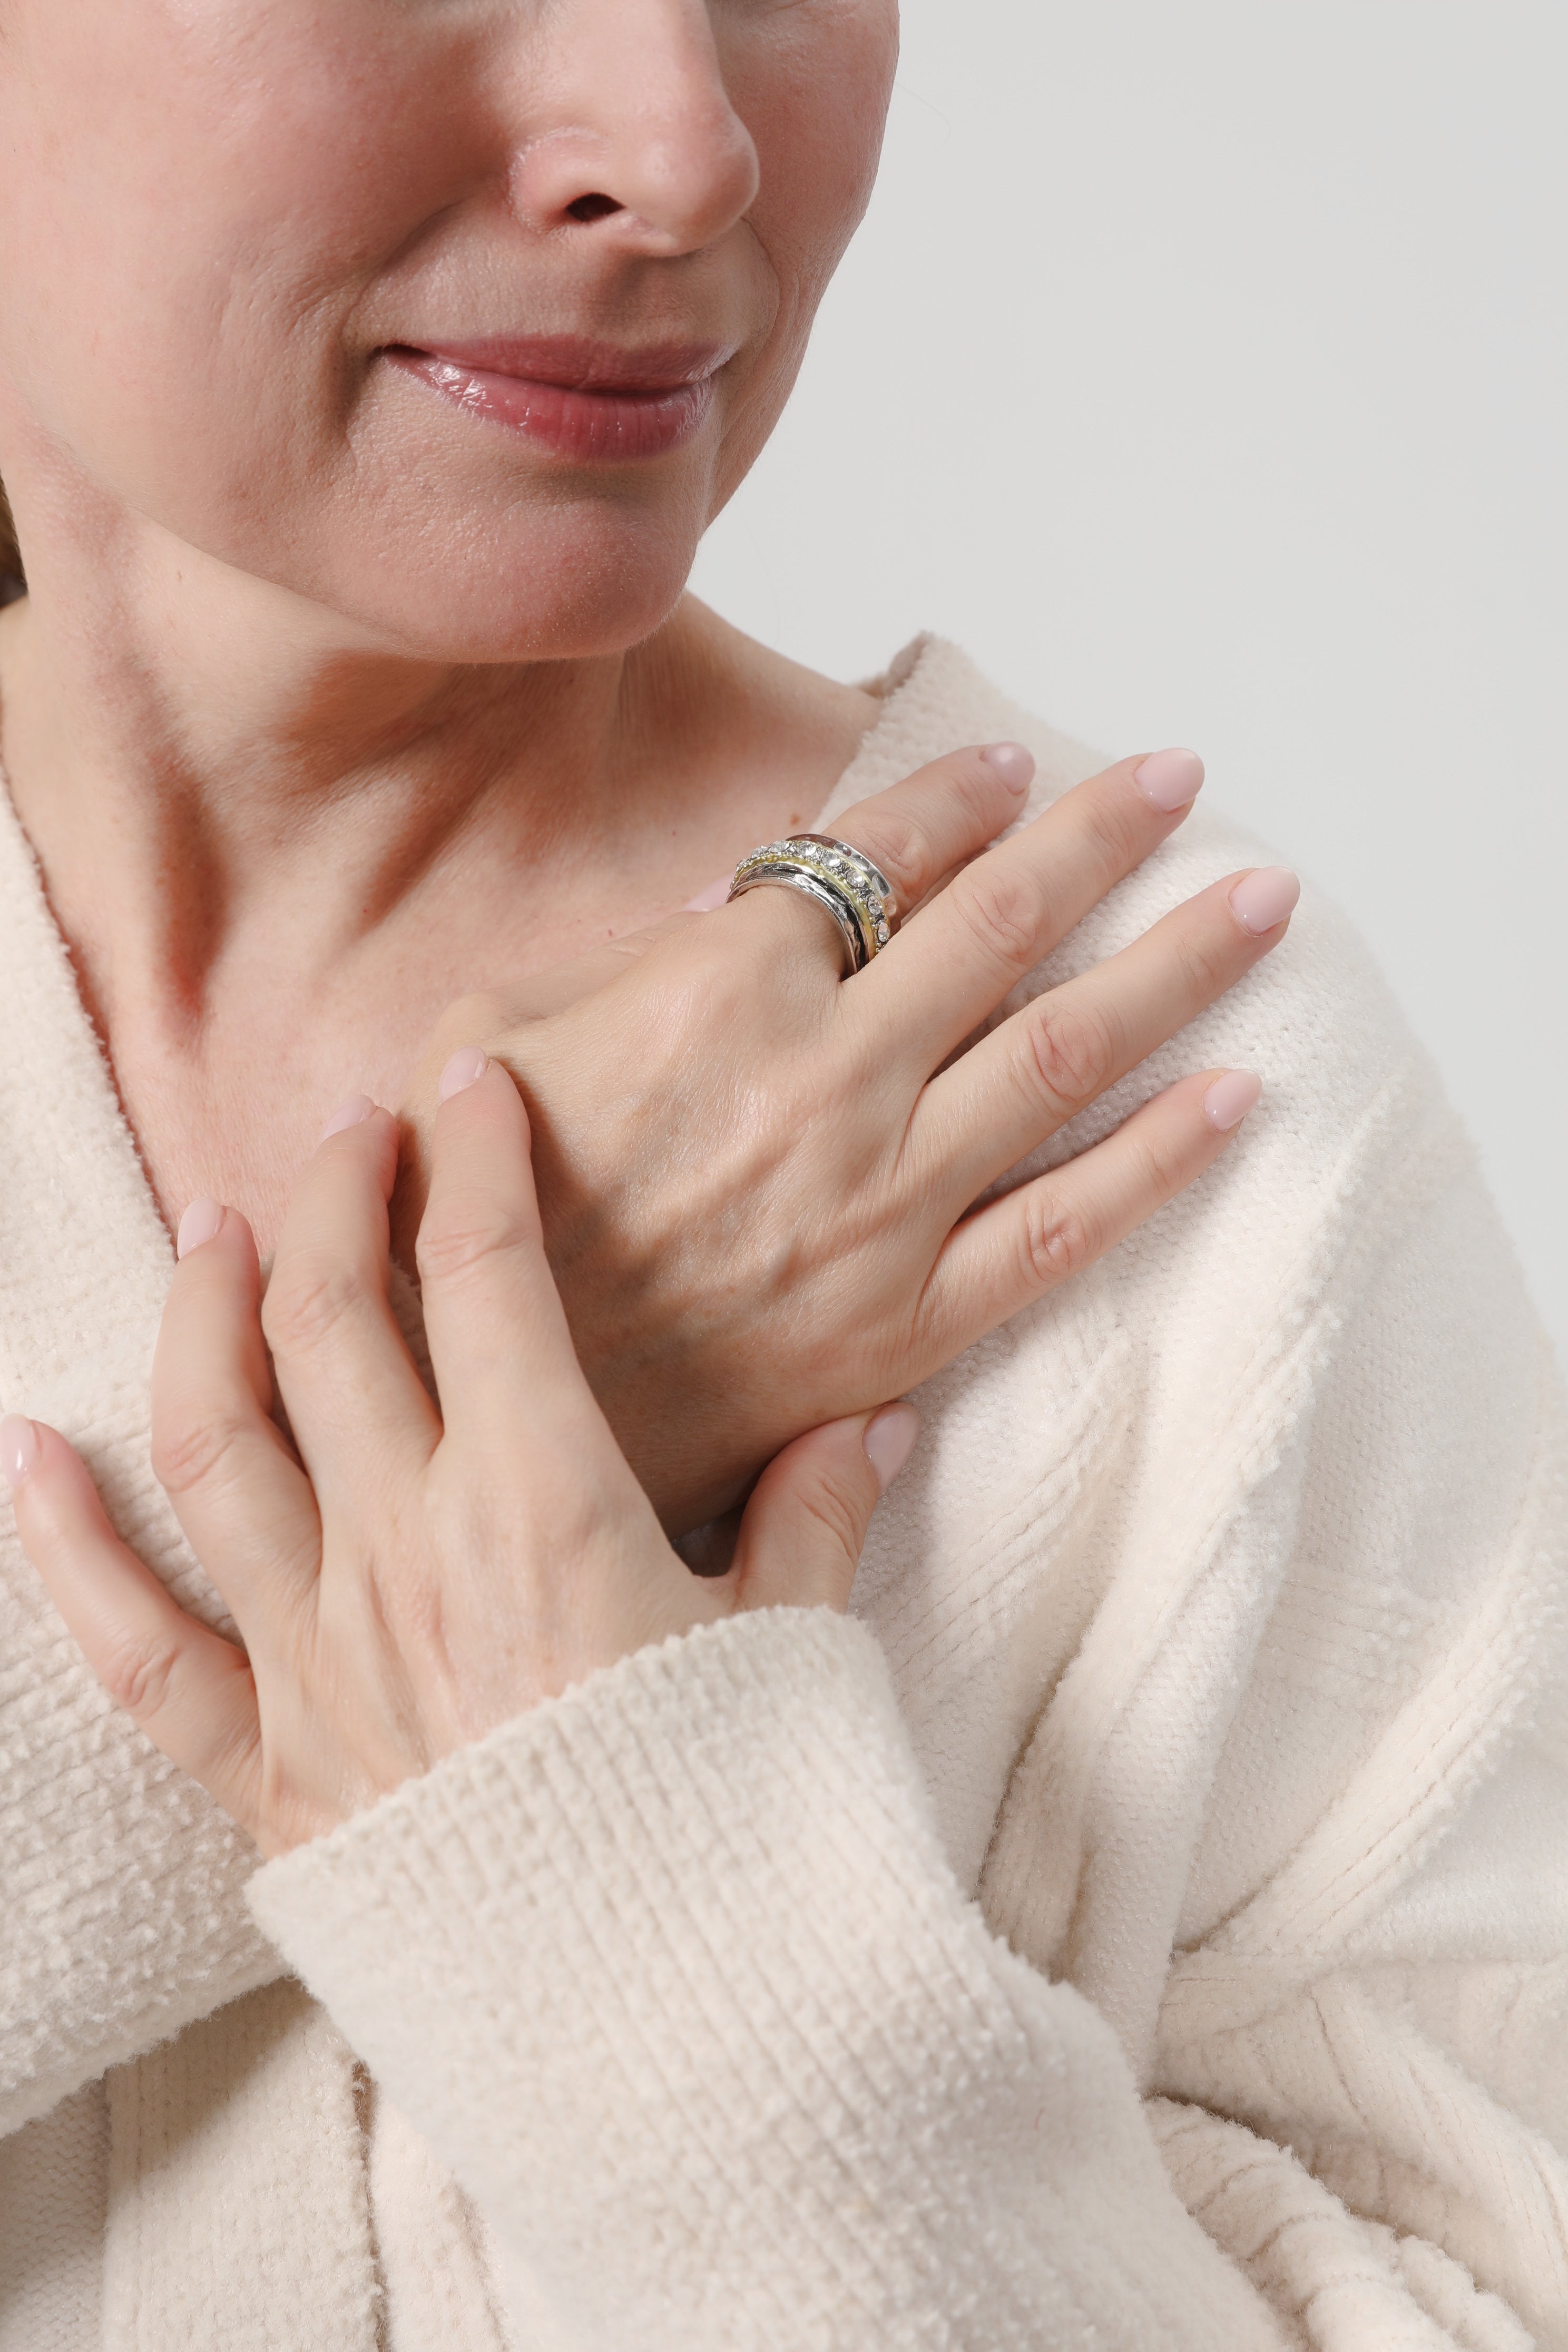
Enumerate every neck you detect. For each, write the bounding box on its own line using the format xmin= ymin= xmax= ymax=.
xmin=0 ymin=524 xmax=711 ymax=1034
xmin=0 ymin=513 xmax=876 ymax=1253
xmin=0 ymin=515 xmax=882 ymax=1253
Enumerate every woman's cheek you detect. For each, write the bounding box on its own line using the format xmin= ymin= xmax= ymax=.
xmin=732 ymin=0 xmax=899 ymax=282
xmin=705 ymin=1 xmax=897 ymax=500
xmin=0 ymin=0 xmax=489 ymax=563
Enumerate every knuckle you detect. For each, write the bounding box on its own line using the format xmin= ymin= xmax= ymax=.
xmin=1021 ymin=1190 xmax=1102 ymax=1292
xmin=853 ymin=751 xmax=1013 ymax=905
xmin=1171 ymin=922 xmax=1238 ymax=1002
xmin=954 ymin=750 xmax=1006 ymax=818
xmin=1019 ymin=997 xmax=1116 ymax=1115
xmin=151 ymin=1400 xmax=251 ymax=1501
xmin=1130 ymin=1124 xmax=1194 ymax=1207
xmin=1075 ymin=782 xmax=1144 ymax=873
xmin=851 ymin=811 xmax=925 ymax=901
xmin=795 ymin=1471 xmax=866 ymax=1561
xmin=261 ymin=1252 xmax=365 ymax=1358
xmin=415 ymin=1203 xmax=533 ymax=1290
xmin=936 ymin=752 xmax=1007 ymax=841
xmin=101 ymin=1627 xmax=183 ymax=1724
xmin=952 ymin=865 xmax=1043 ymax=973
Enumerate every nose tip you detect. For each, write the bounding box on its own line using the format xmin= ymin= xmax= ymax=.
xmin=515 ymin=105 xmax=760 ymax=256
xmin=622 ymin=116 xmax=761 ymax=252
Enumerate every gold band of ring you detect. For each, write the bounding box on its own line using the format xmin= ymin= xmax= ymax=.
xmin=727 ymin=835 xmax=899 ymax=976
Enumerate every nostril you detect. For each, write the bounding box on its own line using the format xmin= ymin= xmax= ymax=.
xmin=566 ymin=192 xmax=623 ymax=224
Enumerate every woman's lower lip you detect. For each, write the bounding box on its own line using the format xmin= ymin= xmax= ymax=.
xmin=386 ymin=348 xmax=716 ymax=461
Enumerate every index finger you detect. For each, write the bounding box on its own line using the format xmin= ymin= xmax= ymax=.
xmin=825 ymin=740 xmax=1037 ymax=918
xmin=848 ymin=748 xmax=1207 ymax=1071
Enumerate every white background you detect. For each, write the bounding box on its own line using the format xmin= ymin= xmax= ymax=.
xmin=692 ymin=1 xmax=1568 ymax=1366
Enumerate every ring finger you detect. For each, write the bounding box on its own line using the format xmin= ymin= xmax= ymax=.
xmin=916 ymin=1066 xmax=1262 ymax=1365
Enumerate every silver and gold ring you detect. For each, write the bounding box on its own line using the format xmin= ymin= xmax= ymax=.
xmin=727 ymin=834 xmax=899 ymax=976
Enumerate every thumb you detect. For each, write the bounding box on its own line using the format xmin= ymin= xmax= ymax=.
xmin=730 ymin=1402 xmax=920 ymax=1614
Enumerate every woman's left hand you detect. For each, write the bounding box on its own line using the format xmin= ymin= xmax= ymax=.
xmin=0 ymin=1056 xmax=915 ymax=1858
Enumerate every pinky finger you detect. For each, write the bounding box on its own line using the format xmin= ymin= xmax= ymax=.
xmin=726 ymin=1402 xmax=923 ymax=1616
xmin=2 ymin=1415 xmax=262 ymax=1827
xmin=922 ymin=1069 xmax=1263 ymax=1355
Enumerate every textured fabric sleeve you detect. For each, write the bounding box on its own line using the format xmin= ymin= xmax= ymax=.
xmin=1002 ymin=1061 xmax=1568 ymax=2352
xmin=947 ymin=811 xmax=1568 ymax=2352
xmin=1144 ymin=1341 xmax=1568 ymax=2352
xmin=249 ymin=1606 xmax=1288 ymax=2352
xmin=1144 ymin=1126 xmax=1568 ymax=2352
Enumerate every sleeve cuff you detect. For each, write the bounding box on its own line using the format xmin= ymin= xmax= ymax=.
xmin=247 ymin=1606 xmax=1257 ymax=2348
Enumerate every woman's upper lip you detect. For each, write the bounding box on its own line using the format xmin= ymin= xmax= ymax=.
xmin=389 ymin=335 xmax=736 ymax=395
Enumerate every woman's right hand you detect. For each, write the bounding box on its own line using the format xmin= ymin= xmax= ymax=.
xmin=395 ymin=742 xmax=1299 ymax=1536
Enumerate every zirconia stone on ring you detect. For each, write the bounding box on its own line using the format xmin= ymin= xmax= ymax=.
xmin=726 ymin=834 xmax=900 ymax=976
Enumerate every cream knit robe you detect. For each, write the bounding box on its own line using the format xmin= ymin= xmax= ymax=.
xmin=1 ymin=636 xmax=1564 ymax=2352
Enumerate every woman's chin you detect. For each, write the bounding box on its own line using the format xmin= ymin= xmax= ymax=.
xmin=263 ymin=535 xmax=698 ymax=668
xmin=290 ymin=499 xmax=709 ymax=667
xmin=386 ymin=578 xmax=690 ymax=667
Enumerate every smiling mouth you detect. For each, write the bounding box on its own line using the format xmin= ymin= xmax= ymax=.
xmin=383 ymin=334 xmax=734 ymax=460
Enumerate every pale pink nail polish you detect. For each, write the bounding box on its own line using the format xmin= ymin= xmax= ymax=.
xmin=1133 ymin=748 xmax=1206 ymax=814
xmin=682 ymin=875 xmax=732 ymax=912
xmin=1 ymin=1414 xmax=41 ymax=1489
xmin=981 ymin=741 xmax=1035 ymax=796
xmin=318 ymin=1093 xmax=377 ymax=1144
xmin=438 ymin=1046 xmax=488 ymax=1102
xmin=176 ymin=1199 xmax=225 ymax=1259
xmin=864 ymin=1402 xmax=920 ymax=1494
xmin=1203 ymin=1071 xmax=1263 ymax=1132
xmin=1229 ymin=867 xmax=1301 ymax=936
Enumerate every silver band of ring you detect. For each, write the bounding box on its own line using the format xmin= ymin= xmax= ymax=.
xmin=727 ymin=834 xmax=900 ymax=976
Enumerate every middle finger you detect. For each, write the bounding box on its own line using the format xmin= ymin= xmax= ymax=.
xmin=914 ymin=865 xmax=1300 ymax=1201
xmin=261 ymin=1101 xmax=442 ymax=1515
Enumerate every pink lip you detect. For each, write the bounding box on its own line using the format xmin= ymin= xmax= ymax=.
xmin=384 ymin=335 xmax=732 ymax=462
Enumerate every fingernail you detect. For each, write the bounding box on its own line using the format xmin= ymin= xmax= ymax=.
xmin=1133 ymin=747 xmax=1206 ymax=814
xmin=176 ymin=1199 xmax=226 ymax=1259
xmin=1203 ymin=1071 xmax=1263 ymax=1132
xmin=981 ymin=741 xmax=1035 ymax=796
xmin=864 ymin=1402 xmax=920 ymax=1495
xmin=318 ymin=1093 xmax=377 ymax=1143
xmin=1 ymin=1414 xmax=41 ymax=1489
xmin=1229 ymin=866 xmax=1301 ymax=936
xmin=682 ymin=875 xmax=732 ymax=912
xmin=438 ymin=1046 xmax=488 ymax=1101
